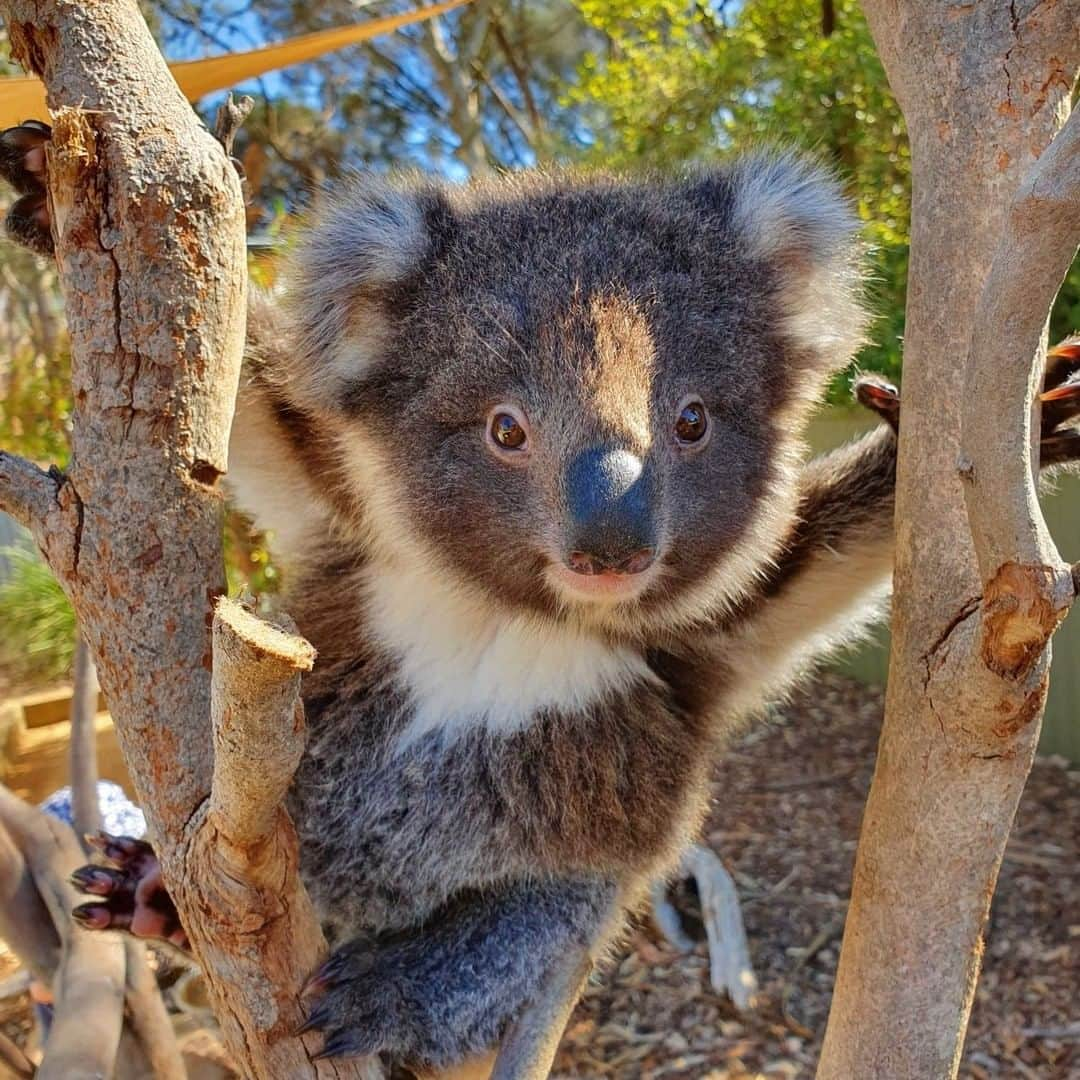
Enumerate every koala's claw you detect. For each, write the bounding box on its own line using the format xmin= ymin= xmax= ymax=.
xmin=853 ymin=373 xmax=900 ymax=432
xmin=298 ymin=938 xmax=403 ymax=1062
xmin=1041 ymin=336 xmax=1080 ymax=439
xmin=70 ymin=831 xmax=188 ymax=949
xmin=1 ymin=121 xmax=53 ymax=254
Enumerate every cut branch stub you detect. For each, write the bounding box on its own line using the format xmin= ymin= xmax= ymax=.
xmin=209 ymin=596 xmax=315 ymax=864
xmin=171 ymin=598 xmax=380 ymax=1079
xmin=980 ymin=562 xmax=1071 ymax=681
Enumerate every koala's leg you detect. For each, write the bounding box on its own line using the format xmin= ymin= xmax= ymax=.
xmin=299 ymin=876 xmax=618 ymax=1069
xmin=70 ymin=832 xmax=188 ymax=950
xmin=0 ymin=121 xmax=53 ymax=254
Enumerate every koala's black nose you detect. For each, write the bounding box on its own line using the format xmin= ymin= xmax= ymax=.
xmin=565 ymin=446 xmax=657 ymax=574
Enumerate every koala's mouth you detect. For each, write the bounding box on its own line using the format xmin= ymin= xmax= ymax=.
xmin=545 ymin=557 xmax=660 ymax=605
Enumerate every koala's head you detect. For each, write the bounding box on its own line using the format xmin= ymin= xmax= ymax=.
xmin=284 ymin=154 xmax=866 ymax=633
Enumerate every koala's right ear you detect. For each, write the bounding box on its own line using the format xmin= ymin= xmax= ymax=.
xmin=281 ymin=177 xmax=449 ymax=412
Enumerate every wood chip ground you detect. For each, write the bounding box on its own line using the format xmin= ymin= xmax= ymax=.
xmin=1 ymin=675 xmax=1076 ymax=1078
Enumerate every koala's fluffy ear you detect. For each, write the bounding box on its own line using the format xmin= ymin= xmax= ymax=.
xmin=700 ymin=152 xmax=868 ymax=369
xmin=281 ymin=176 xmax=442 ymax=411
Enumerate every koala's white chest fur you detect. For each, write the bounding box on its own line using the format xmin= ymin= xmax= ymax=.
xmin=363 ymin=563 xmax=656 ymax=750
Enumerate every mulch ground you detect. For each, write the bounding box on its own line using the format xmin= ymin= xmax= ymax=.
xmin=553 ymin=675 xmax=1079 ymax=1080
xmin=2 ymin=675 xmax=1077 ymax=1078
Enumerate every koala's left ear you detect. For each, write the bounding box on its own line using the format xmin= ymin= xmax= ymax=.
xmin=280 ymin=176 xmax=452 ymax=413
xmin=699 ymin=152 xmax=868 ymax=368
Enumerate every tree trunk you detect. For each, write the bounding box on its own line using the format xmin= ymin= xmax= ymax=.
xmin=0 ymin=1 xmax=374 ymax=1075
xmin=818 ymin=4 xmax=1080 ymax=1077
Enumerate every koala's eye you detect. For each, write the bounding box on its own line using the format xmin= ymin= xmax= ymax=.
xmin=674 ymin=398 xmax=710 ymax=447
xmin=487 ymin=407 xmax=530 ymax=454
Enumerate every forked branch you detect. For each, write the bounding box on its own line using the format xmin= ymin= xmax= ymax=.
xmin=962 ymin=106 xmax=1080 ymax=590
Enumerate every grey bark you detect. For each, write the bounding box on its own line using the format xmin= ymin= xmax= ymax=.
xmin=817 ymin=4 xmax=1080 ymax=1077
xmin=68 ymin=634 xmax=99 ymax=841
xmin=0 ymin=785 xmax=125 ymax=1080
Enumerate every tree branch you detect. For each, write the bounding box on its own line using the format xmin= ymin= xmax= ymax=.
xmin=962 ymin=107 xmax=1080 ymax=581
xmin=0 ymin=819 xmax=61 ymax=983
xmin=0 ymin=450 xmax=61 ymax=539
xmin=490 ymin=945 xmax=593 ymax=1080
xmin=173 ymin=597 xmax=380 ymax=1079
xmin=208 ymin=597 xmax=314 ymax=856
xmin=68 ymin=635 xmax=100 ymax=842
xmin=0 ymin=786 xmax=126 ymax=1080
xmin=818 ymin=4 xmax=1079 ymax=1076
xmin=0 ymin=2 xmax=361 ymax=1075
xmin=0 ymin=1031 xmax=35 ymax=1080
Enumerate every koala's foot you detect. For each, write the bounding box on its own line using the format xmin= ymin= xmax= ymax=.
xmin=1041 ymin=335 xmax=1080 ymax=465
xmin=299 ymin=878 xmax=614 ymax=1068
xmin=0 ymin=121 xmax=52 ymax=254
xmin=855 ymin=338 xmax=1080 ymax=469
xmin=70 ymin=832 xmax=188 ymax=950
xmin=1 ymin=118 xmax=248 ymax=255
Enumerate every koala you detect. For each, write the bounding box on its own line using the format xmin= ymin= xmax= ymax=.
xmin=4 ymin=121 xmax=1080 ymax=1073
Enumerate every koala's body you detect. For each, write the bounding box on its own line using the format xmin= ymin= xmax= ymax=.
xmin=224 ymin=160 xmax=895 ymax=1067
xmin=17 ymin=131 xmax=1078 ymax=1073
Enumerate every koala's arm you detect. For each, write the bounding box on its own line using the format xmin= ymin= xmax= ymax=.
xmin=715 ymin=422 xmax=897 ymax=716
xmin=712 ymin=352 xmax=1080 ymax=717
xmin=302 ymin=876 xmax=618 ymax=1067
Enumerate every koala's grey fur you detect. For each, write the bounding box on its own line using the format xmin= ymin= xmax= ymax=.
xmin=218 ymin=153 xmax=902 ymax=1070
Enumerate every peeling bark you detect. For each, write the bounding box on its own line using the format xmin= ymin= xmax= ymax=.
xmin=817 ymin=4 xmax=1080 ymax=1077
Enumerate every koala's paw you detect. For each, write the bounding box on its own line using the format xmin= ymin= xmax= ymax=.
xmin=854 ymin=338 xmax=1080 ymax=470
xmin=70 ymin=832 xmax=188 ymax=950
xmin=298 ymin=931 xmax=507 ymax=1067
xmin=0 ymin=121 xmax=53 ymax=254
xmin=1041 ymin=336 xmax=1080 ymax=467
xmin=298 ymin=935 xmax=416 ymax=1062
xmin=853 ymin=372 xmax=899 ymax=432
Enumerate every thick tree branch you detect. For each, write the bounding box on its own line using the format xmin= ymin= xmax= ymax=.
xmin=818 ymin=4 xmax=1079 ymax=1077
xmin=0 ymin=2 xmax=370 ymax=1075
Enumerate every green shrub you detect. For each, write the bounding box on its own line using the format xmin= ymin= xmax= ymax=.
xmin=0 ymin=545 xmax=75 ymax=683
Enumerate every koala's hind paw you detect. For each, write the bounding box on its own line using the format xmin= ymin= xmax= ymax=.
xmin=1 ymin=121 xmax=53 ymax=254
xmin=71 ymin=832 xmax=188 ymax=950
xmin=297 ymin=934 xmax=415 ymax=1062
